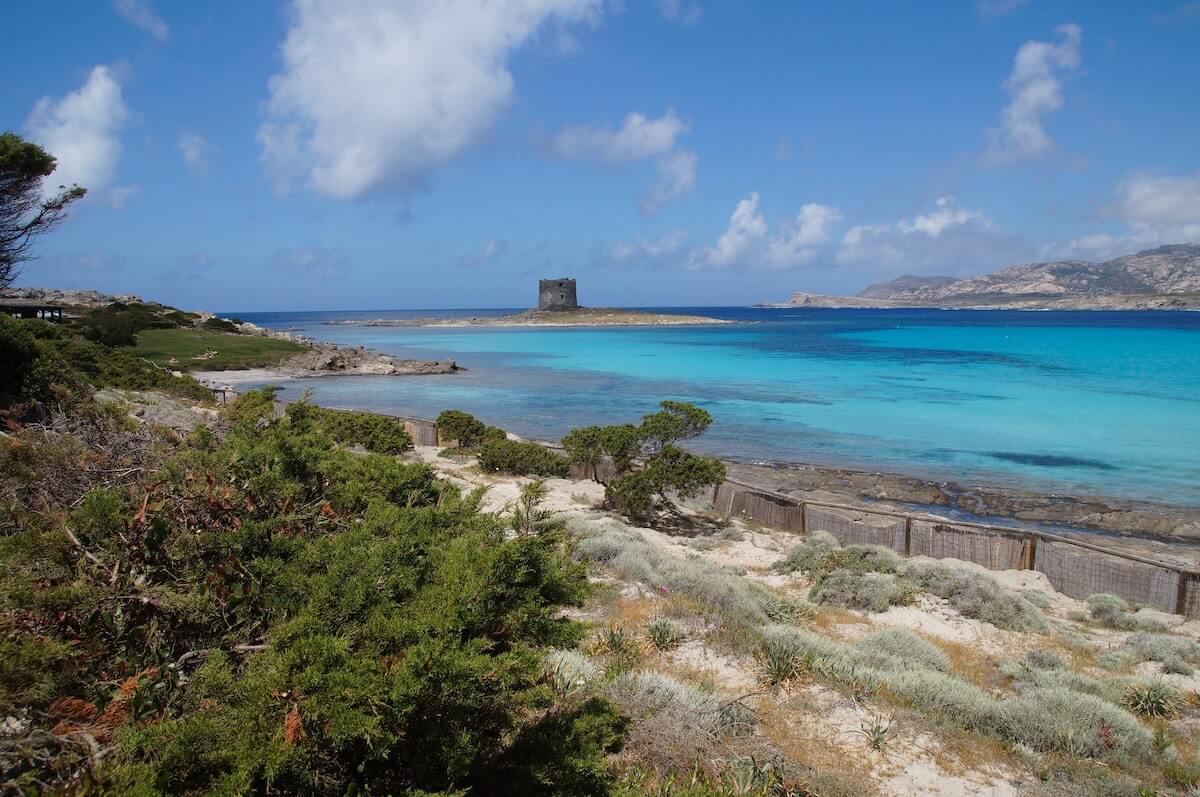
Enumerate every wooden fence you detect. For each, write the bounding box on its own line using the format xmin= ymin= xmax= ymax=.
xmin=713 ymin=480 xmax=1200 ymax=618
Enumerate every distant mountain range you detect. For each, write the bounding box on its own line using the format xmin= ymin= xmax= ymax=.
xmin=767 ymin=244 xmax=1200 ymax=310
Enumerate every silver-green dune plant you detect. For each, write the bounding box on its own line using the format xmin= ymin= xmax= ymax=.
xmin=900 ymin=560 xmax=1049 ymax=632
xmin=756 ymin=624 xmax=1152 ymax=764
xmin=775 ymin=532 xmax=918 ymax=613
xmin=807 ymin=570 xmax=917 ymax=613
xmin=1086 ymin=593 xmax=1169 ymax=632
xmin=1123 ymin=632 xmax=1200 ymax=675
xmin=570 ymin=517 xmax=806 ymax=632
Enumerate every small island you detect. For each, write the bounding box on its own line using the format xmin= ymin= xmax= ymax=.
xmin=323 ymin=278 xmax=730 ymax=327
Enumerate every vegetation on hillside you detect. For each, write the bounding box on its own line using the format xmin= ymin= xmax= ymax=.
xmin=478 ymin=438 xmax=570 ymax=478
xmin=133 ymin=328 xmax=306 ymax=371
xmin=0 ymin=389 xmax=626 ymax=794
xmin=0 ymin=314 xmax=212 ymax=409
xmin=76 ymin=301 xmax=200 ymax=348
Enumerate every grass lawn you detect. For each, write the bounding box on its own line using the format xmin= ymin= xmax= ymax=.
xmin=132 ymin=328 xmax=307 ymax=371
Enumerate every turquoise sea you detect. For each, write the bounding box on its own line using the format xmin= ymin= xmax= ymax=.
xmin=231 ymin=308 xmax=1200 ymax=507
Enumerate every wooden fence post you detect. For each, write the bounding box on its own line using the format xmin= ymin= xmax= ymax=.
xmin=798 ymin=501 xmax=806 ymax=535
xmin=1176 ymin=571 xmax=1189 ymax=615
xmin=903 ymin=516 xmax=912 ymax=557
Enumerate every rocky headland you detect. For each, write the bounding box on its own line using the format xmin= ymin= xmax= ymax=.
xmin=764 ymin=243 xmax=1200 ymax=310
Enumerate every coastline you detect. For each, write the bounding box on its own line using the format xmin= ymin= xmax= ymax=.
xmin=184 ymin=322 xmax=461 ymax=389
xmin=254 ymin=390 xmax=1200 ymax=552
xmin=321 ymin=307 xmax=731 ymax=327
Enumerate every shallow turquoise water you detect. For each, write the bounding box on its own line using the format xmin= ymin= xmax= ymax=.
xmin=233 ymin=308 xmax=1200 ymax=506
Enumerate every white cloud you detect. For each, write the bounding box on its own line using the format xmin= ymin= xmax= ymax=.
xmin=766 ymin=204 xmax=843 ymax=268
xmin=24 ymin=65 xmax=133 ymax=207
xmin=548 ymin=110 xmax=686 ymax=162
xmin=986 ymin=23 xmax=1082 ymax=163
xmin=547 ymin=109 xmax=696 ymax=213
xmin=641 ymin=149 xmax=697 ymax=214
xmin=608 ymin=194 xmax=840 ymax=271
xmin=657 ymin=0 xmax=702 ymax=25
xmin=705 ymin=194 xmax=842 ymax=270
xmin=708 ymin=193 xmax=768 ymax=267
xmin=1049 ymin=172 xmax=1200 ymax=259
xmin=549 ymin=110 xmax=700 ymax=214
xmin=837 ymin=197 xmax=1030 ymax=274
xmin=178 ymin=131 xmax=208 ymax=175
xmin=460 ymin=238 xmax=508 ymax=268
xmin=896 ymin=196 xmax=986 ymax=237
xmin=1115 ymin=173 xmax=1200 ymax=236
xmin=113 ymin=0 xmax=169 ymax=41
xmin=260 ymin=0 xmax=604 ymax=202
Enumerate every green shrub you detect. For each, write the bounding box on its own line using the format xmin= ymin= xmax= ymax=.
xmin=0 ymin=316 xmax=211 ymax=407
xmin=2 ymin=387 xmax=626 ymax=794
xmin=604 ymin=446 xmax=725 ymax=521
xmin=436 ymin=409 xmax=505 ymax=448
xmin=478 ymin=438 xmax=570 ymax=477
xmin=303 ymin=405 xmax=412 ymax=454
xmin=560 ymin=424 xmax=642 ymax=483
xmin=81 ymin=311 xmax=139 ymax=346
xmin=78 ymin=301 xmax=193 ymax=347
xmin=201 ymin=316 xmax=239 ymax=332
xmin=605 ymin=470 xmax=659 ymax=521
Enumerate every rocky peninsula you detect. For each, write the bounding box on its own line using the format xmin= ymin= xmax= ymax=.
xmin=763 ymin=244 xmax=1200 ymax=310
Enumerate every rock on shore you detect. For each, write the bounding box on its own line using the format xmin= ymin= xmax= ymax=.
xmin=285 ymin=345 xmax=458 ymax=375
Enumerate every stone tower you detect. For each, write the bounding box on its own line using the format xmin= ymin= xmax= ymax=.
xmin=538 ymin=278 xmax=578 ymax=311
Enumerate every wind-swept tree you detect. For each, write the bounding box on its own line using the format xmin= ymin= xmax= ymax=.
xmin=0 ymin=132 xmax=86 ymax=288
xmin=563 ymin=401 xmax=726 ymax=521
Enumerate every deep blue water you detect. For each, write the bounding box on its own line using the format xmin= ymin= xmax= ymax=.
xmin=227 ymin=307 xmax=1200 ymax=506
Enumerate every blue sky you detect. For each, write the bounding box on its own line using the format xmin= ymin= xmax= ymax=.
xmin=4 ymin=0 xmax=1199 ymax=311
